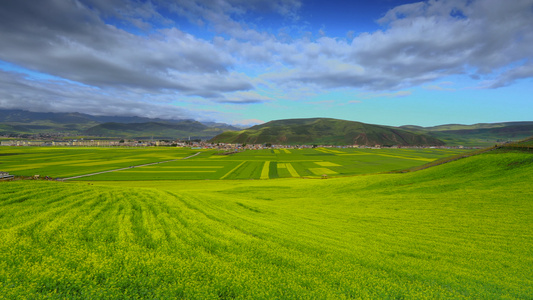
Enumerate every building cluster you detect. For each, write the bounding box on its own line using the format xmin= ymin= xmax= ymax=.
xmin=0 ymin=137 xmax=467 ymax=149
xmin=0 ymin=139 xmax=181 ymax=147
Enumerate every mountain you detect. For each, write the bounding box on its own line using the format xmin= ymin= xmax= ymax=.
xmin=400 ymin=122 xmax=533 ymax=146
xmin=83 ymin=121 xmax=230 ymax=139
xmin=211 ymin=118 xmax=445 ymax=146
xmin=0 ymin=109 xmax=238 ymax=139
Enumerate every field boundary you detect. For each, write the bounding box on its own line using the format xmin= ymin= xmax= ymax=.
xmin=62 ymin=152 xmax=201 ymax=180
xmin=220 ymin=161 xmax=246 ymax=179
xmin=286 ymin=163 xmax=300 ymax=177
xmin=260 ymin=161 xmax=270 ymax=179
xmin=396 ymin=140 xmax=533 ymax=173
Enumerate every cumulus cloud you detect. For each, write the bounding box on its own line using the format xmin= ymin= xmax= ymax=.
xmin=263 ymin=0 xmax=533 ymax=91
xmin=483 ymin=62 xmax=533 ymax=88
xmin=214 ymin=91 xmax=273 ymax=104
xmin=0 ymin=0 xmax=532 ymax=122
xmin=0 ymin=1 xmax=249 ymax=95
xmin=0 ymin=69 xmax=202 ymax=120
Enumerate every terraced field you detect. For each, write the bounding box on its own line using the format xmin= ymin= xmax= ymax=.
xmin=1 ymin=150 xmax=532 ymax=298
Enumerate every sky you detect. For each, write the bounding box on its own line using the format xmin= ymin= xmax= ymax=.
xmin=0 ymin=0 xmax=532 ymax=127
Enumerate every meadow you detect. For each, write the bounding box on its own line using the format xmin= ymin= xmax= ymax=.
xmin=0 ymin=148 xmax=532 ymax=298
xmin=0 ymin=146 xmax=469 ymax=180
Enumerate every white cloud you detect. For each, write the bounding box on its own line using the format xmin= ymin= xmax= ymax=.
xmin=258 ymin=0 xmax=533 ymax=91
xmin=0 ymin=0 xmax=532 ymax=122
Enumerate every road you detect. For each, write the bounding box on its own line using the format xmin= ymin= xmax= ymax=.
xmin=62 ymin=152 xmax=201 ymax=180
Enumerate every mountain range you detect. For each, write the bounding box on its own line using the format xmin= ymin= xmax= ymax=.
xmin=211 ymin=118 xmax=533 ymax=147
xmin=210 ymin=118 xmax=445 ymax=146
xmin=0 ymin=109 xmax=241 ymax=139
xmin=1 ymin=109 xmax=532 ymax=146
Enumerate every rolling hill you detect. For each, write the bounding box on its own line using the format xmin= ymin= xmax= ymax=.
xmin=83 ymin=121 xmax=232 ymax=139
xmin=400 ymin=121 xmax=533 ymax=146
xmin=0 ymin=109 xmax=240 ymax=139
xmin=211 ymin=118 xmax=445 ymax=146
xmin=1 ymin=147 xmax=532 ymax=298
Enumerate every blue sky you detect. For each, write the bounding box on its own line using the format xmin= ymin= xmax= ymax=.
xmin=0 ymin=0 xmax=532 ymax=126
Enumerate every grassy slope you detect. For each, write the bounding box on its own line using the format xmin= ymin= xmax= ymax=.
xmin=83 ymin=121 xmax=228 ymax=139
xmin=212 ymin=118 xmax=444 ymax=146
xmin=1 ymin=150 xmax=532 ymax=298
xmin=401 ymin=123 xmax=533 ymax=147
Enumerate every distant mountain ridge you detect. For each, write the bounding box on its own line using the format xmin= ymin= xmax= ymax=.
xmin=211 ymin=118 xmax=445 ymax=146
xmin=0 ymin=109 xmax=201 ymax=124
xmin=0 ymin=109 xmax=240 ymax=139
xmin=400 ymin=122 xmax=533 ymax=146
xmin=2 ymin=109 xmax=532 ymax=145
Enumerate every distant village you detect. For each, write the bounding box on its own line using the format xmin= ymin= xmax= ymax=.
xmin=0 ymin=136 xmax=468 ymax=149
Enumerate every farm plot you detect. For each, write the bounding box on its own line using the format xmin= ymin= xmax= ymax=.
xmin=0 ymin=147 xmax=198 ymax=178
xmin=86 ymin=159 xmax=236 ymax=180
xmin=0 ymin=147 xmax=470 ymax=180
xmin=1 ymin=151 xmax=532 ymax=299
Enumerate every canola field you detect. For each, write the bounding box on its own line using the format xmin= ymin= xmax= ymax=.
xmin=0 ymin=146 xmax=469 ymax=180
xmin=0 ymin=147 xmax=198 ymax=178
xmin=0 ymin=150 xmax=532 ymax=299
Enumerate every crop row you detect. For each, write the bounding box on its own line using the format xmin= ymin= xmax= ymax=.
xmin=1 ymin=151 xmax=533 ymax=298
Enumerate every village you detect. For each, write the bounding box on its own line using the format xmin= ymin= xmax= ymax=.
xmin=0 ymin=137 xmax=468 ymax=150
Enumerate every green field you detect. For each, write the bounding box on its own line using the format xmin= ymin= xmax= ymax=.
xmin=1 ymin=147 xmax=532 ymax=298
xmin=0 ymin=147 xmax=199 ymax=178
xmin=0 ymin=147 xmax=469 ymax=180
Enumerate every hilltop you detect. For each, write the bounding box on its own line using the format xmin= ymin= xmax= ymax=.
xmin=211 ymin=118 xmax=445 ymax=146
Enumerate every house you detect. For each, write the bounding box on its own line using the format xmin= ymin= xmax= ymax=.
xmin=0 ymin=172 xmax=14 ymax=180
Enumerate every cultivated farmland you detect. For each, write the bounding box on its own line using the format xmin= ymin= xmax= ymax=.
xmin=1 ymin=147 xmax=532 ymax=299
xmin=0 ymin=146 xmax=470 ymax=180
xmin=0 ymin=147 xmax=199 ymax=178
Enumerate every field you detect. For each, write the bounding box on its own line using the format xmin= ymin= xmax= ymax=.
xmin=0 ymin=147 xmax=198 ymax=178
xmin=1 ymin=148 xmax=532 ymax=298
xmin=0 ymin=147 xmax=469 ymax=180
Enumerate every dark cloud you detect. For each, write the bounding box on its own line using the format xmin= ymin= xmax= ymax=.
xmin=0 ymin=0 xmax=249 ymax=95
xmin=0 ymin=69 xmax=197 ymax=120
xmin=0 ymin=0 xmax=531 ymax=122
xmin=263 ymin=0 xmax=533 ymax=91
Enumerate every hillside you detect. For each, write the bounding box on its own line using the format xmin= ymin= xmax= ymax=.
xmin=83 ymin=121 xmax=229 ymax=139
xmin=0 ymin=109 xmax=239 ymax=139
xmin=401 ymin=121 xmax=533 ymax=146
xmin=211 ymin=118 xmax=445 ymax=146
xmin=1 ymin=149 xmax=532 ymax=298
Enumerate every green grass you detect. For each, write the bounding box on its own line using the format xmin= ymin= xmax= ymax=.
xmin=0 ymin=147 xmax=199 ymax=178
xmin=0 ymin=147 xmax=470 ymax=180
xmin=1 ymin=151 xmax=532 ymax=298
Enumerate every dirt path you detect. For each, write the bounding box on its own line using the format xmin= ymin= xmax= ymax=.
xmin=62 ymin=152 xmax=201 ymax=180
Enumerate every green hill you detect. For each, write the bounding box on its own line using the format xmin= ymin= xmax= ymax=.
xmin=0 ymin=109 xmax=240 ymax=138
xmin=401 ymin=122 xmax=533 ymax=146
xmin=83 ymin=121 xmax=228 ymax=139
xmin=211 ymin=118 xmax=445 ymax=146
xmin=1 ymin=149 xmax=532 ymax=298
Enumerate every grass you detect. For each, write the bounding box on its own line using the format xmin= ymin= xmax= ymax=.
xmin=0 ymin=147 xmax=470 ymax=180
xmin=0 ymin=150 xmax=532 ymax=298
xmin=0 ymin=147 xmax=199 ymax=178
